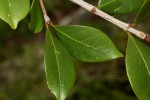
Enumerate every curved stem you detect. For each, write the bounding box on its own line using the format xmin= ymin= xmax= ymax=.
xmin=39 ymin=0 xmax=52 ymax=28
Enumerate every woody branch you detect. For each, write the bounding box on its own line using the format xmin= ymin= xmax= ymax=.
xmin=70 ymin=0 xmax=150 ymax=42
xmin=39 ymin=0 xmax=52 ymax=28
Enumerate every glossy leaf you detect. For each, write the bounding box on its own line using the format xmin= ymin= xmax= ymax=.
xmin=98 ymin=0 xmax=144 ymax=13
xmin=126 ymin=35 xmax=150 ymax=100
xmin=44 ymin=29 xmax=75 ymax=100
xmin=0 ymin=0 xmax=30 ymax=29
xmin=54 ymin=25 xmax=123 ymax=62
xmin=134 ymin=0 xmax=150 ymax=25
xmin=29 ymin=0 xmax=44 ymax=33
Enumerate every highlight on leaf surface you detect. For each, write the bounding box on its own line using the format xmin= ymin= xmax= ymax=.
xmin=44 ymin=29 xmax=75 ymax=100
xmin=54 ymin=25 xmax=123 ymax=62
xmin=0 ymin=0 xmax=30 ymax=29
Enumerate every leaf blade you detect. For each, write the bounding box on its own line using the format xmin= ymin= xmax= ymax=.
xmin=0 ymin=0 xmax=30 ymax=29
xmin=54 ymin=25 xmax=123 ymax=62
xmin=126 ymin=35 xmax=150 ymax=100
xmin=45 ymin=29 xmax=75 ymax=100
xmin=29 ymin=0 xmax=44 ymax=33
xmin=134 ymin=0 xmax=150 ymax=25
xmin=98 ymin=0 xmax=144 ymax=13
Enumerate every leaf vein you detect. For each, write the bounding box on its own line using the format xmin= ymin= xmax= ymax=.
xmin=55 ymin=28 xmax=109 ymax=53
xmin=131 ymin=36 xmax=150 ymax=76
xmin=49 ymin=31 xmax=62 ymax=98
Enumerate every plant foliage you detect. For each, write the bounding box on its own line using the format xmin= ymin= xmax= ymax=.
xmin=45 ymin=29 xmax=75 ymax=100
xmin=0 ymin=0 xmax=30 ymax=29
xmin=126 ymin=35 xmax=150 ymax=100
xmin=0 ymin=0 xmax=150 ymax=100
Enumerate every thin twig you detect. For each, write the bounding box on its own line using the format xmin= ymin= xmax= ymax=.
xmin=70 ymin=0 xmax=150 ymax=42
xmin=39 ymin=0 xmax=52 ymax=28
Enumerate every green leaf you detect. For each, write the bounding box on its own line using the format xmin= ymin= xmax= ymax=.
xmin=98 ymin=0 xmax=144 ymax=13
xmin=134 ymin=0 xmax=150 ymax=25
xmin=0 ymin=0 xmax=30 ymax=29
xmin=126 ymin=35 xmax=150 ymax=100
xmin=54 ymin=25 xmax=123 ymax=62
xmin=44 ymin=29 xmax=75 ymax=100
xmin=29 ymin=0 xmax=44 ymax=33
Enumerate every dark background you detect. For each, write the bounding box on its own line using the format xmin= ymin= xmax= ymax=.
xmin=1 ymin=0 xmax=150 ymax=99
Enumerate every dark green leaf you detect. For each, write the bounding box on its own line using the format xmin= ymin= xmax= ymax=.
xmin=45 ymin=29 xmax=75 ymax=100
xmin=54 ymin=25 xmax=123 ymax=62
xmin=0 ymin=0 xmax=30 ymax=29
xmin=29 ymin=0 xmax=44 ymax=33
xmin=134 ymin=0 xmax=150 ymax=25
xmin=98 ymin=0 xmax=144 ymax=13
xmin=126 ymin=35 xmax=150 ymax=100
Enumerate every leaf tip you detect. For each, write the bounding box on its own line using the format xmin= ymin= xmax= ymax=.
xmin=11 ymin=24 xmax=17 ymax=30
xmin=113 ymin=52 xmax=124 ymax=59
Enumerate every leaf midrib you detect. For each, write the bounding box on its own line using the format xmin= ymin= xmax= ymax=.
xmin=130 ymin=36 xmax=150 ymax=75
xmin=55 ymin=27 xmax=110 ymax=54
xmin=100 ymin=0 xmax=117 ymax=8
xmin=140 ymin=0 xmax=150 ymax=21
xmin=135 ymin=0 xmax=148 ymax=22
xmin=49 ymin=30 xmax=61 ymax=98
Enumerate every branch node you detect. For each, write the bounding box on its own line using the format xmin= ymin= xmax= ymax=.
xmin=40 ymin=0 xmax=53 ymax=29
xmin=69 ymin=0 xmax=150 ymax=42
xmin=144 ymin=34 xmax=150 ymax=42
xmin=124 ymin=23 xmax=130 ymax=32
xmin=91 ymin=7 xmax=96 ymax=13
xmin=129 ymin=23 xmax=135 ymax=28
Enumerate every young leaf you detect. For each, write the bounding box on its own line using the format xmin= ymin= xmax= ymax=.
xmin=98 ymin=0 xmax=144 ymax=13
xmin=0 ymin=0 xmax=30 ymax=29
xmin=134 ymin=0 xmax=150 ymax=25
xmin=126 ymin=35 xmax=150 ymax=100
xmin=54 ymin=25 xmax=123 ymax=62
xmin=29 ymin=0 xmax=44 ymax=33
xmin=45 ymin=29 xmax=75 ymax=100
